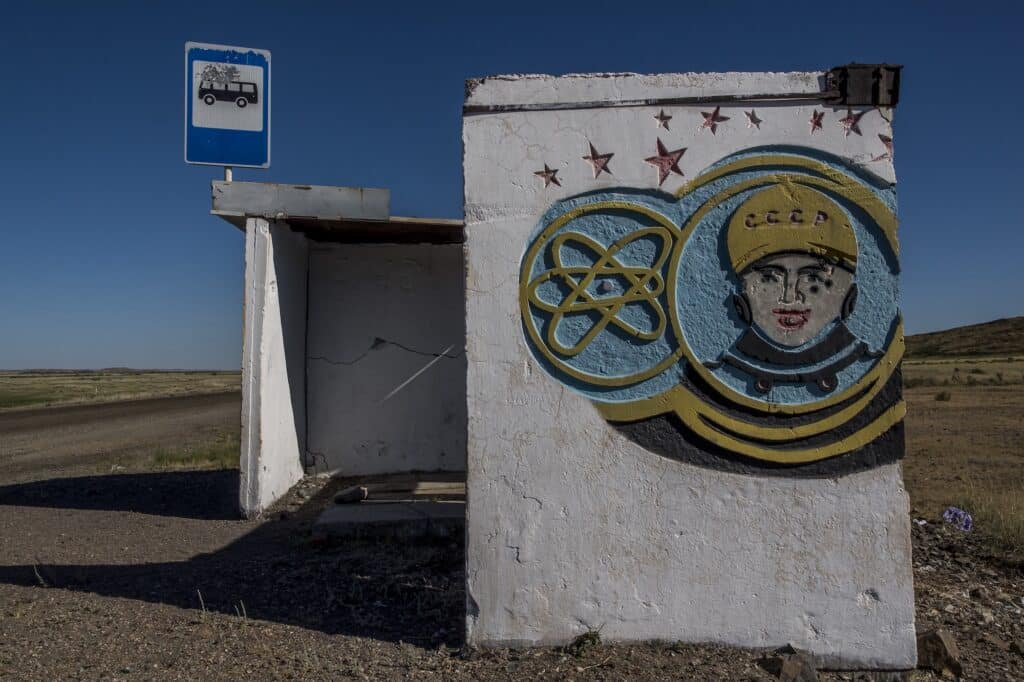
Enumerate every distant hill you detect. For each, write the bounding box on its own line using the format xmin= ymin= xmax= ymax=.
xmin=906 ymin=316 xmax=1024 ymax=358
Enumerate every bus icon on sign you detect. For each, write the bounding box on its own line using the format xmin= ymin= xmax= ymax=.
xmin=199 ymin=80 xmax=259 ymax=108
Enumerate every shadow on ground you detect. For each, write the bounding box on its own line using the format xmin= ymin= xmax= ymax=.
xmin=0 ymin=471 xmax=240 ymax=520
xmin=0 ymin=471 xmax=464 ymax=646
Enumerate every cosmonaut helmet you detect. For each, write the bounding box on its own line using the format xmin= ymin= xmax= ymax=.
xmin=726 ymin=182 xmax=858 ymax=273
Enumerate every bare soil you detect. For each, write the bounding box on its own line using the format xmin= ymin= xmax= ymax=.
xmin=0 ymin=378 xmax=1022 ymax=680
xmin=903 ymin=382 xmax=1024 ymax=519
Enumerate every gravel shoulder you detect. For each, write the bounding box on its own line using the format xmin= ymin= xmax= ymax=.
xmin=1 ymin=473 xmax=1022 ymax=680
xmin=0 ymin=392 xmax=241 ymax=483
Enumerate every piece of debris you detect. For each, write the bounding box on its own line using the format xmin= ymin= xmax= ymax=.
xmin=757 ymin=646 xmax=818 ymax=681
xmin=968 ymin=585 xmax=989 ymax=601
xmin=563 ymin=629 xmax=601 ymax=658
xmin=333 ymin=485 xmax=369 ymax=504
xmin=917 ymin=629 xmax=963 ymax=678
xmin=942 ymin=507 xmax=973 ymax=532
xmin=330 ymin=476 xmax=465 ymax=504
xmin=1010 ymin=640 xmax=1024 ymax=657
xmin=980 ymin=633 xmax=1009 ymax=652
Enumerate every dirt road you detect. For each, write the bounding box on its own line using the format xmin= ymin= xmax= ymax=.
xmin=0 ymin=392 xmax=241 ymax=483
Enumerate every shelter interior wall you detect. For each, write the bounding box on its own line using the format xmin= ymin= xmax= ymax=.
xmin=305 ymin=242 xmax=467 ymax=476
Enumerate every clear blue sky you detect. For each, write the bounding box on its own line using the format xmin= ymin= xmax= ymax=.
xmin=1 ymin=1 xmax=1021 ymax=369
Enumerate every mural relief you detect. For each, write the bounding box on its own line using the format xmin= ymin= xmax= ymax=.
xmin=520 ymin=147 xmax=903 ymax=474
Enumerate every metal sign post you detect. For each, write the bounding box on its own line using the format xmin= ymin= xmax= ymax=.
xmin=184 ymin=42 xmax=270 ymax=171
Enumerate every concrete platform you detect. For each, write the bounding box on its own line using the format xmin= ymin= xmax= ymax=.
xmin=312 ymin=501 xmax=465 ymax=541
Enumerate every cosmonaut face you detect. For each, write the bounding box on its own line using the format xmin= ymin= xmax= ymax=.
xmin=740 ymin=252 xmax=854 ymax=347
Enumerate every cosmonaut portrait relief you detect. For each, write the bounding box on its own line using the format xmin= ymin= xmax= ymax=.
xmin=711 ymin=181 xmax=879 ymax=395
xmin=520 ymin=146 xmax=904 ymax=475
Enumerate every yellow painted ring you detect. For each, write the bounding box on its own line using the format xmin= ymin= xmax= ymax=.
xmin=666 ymin=162 xmax=902 ymax=415
xmin=598 ymin=331 xmax=901 ymax=449
xmin=519 ymin=200 xmax=684 ymax=387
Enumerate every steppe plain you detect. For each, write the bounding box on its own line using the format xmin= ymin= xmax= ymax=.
xmin=1 ymin=320 xmax=1022 ymax=680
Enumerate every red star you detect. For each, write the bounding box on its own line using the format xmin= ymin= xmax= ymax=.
xmin=745 ymin=110 xmax=762 ymax=130
xmin=654 ymin=109 xmax=672 ymax=130
xmin=809 ymin=110 xmax=825 ymax=134
xmin=838 ymin=109 xmax=865 ymax=137
xmin=871 ymin=134 xmax=894 ymax=162
xmin=879 ymin=133 xmax=893 ymax=155
xmin=644 ymin=138 xmax=686 ymax=186
xmin=699 ymin=106 xmax=729 ymax=134
xmin=582 ymin=142 xmax=614 ymax=178
xmin=534 ymin=164 xmax=561 ymax=188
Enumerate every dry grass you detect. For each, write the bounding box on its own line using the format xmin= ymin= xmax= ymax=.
xmin=151 ymin=431 xmax=241 ymax=470
xmin=957 ymin=477 xmax=1024 ymax=563
xmin=903 ymin=355 xmax=1024 ymax=389
xmin=0 ymin=370 xmax=240 ymax=411
xmin=903 ymin=356 xmax=1024 ymax=560
xmin=905 ymin=315 xmax=1024 ymax=358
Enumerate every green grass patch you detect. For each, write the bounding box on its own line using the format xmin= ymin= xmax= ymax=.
xmin=0 ymin=391 xmax=52 ymax=409
xmin=151 ymin=431 xmax=240 ymax=470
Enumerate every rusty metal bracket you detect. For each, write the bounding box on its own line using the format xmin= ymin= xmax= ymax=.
xmin=825 ymin=64 xmax=902 ymax=107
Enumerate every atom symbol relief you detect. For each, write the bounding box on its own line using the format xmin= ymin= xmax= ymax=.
xmin=525 ymin=227 xmax=673 ymax=357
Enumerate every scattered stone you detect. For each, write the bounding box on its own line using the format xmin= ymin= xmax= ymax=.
xmin=778 ymin=653 xmax=817 ymax=682
xmin=943 ymin=604 xmax=956 ymax=614
xmin=757 ymin=647 xmax=818 ymax=682
xmin=562 ymin=629 xmax=601 ymax=658
xmin=917 ymin=629 xmax=963 ymax=678
xmin=1010 ymin=640 xmax=1024 ymax=656
xmin=980 ymin=633 xmax=1009 ymax=651
xmin=979 ymin=608 xmax=995 ymax=625
xmin=968 ymin=585 xmax=989 ymax=601
xmin=994 ymin=591 xmax=1013 ymax=603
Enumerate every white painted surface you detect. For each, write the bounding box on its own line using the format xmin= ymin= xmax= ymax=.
xmin=463 ymin=72 xmax=914 ymax=668
xmin=466 ymin=71 xmax=823 ymax=107
xmin=305 ymin=243 xmax=466 ymax=476
xmin=240 ymin=218 xmax=308 ymax=517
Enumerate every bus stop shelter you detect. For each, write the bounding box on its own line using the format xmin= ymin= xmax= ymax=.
xmin=212 ymin=181 xmax=466 ymax=518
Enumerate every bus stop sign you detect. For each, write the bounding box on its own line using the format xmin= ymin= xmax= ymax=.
xmin=185 ymin=42 xmax=270 ymax=168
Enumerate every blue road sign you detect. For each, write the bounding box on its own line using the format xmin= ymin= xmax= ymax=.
xmin=185 ymin=42 xmax=270 ymax=168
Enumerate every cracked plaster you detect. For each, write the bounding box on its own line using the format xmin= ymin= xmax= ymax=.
xmin=463 ymin=72 xmax=914 ymax=669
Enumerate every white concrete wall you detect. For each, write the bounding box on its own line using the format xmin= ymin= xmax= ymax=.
xmin=463 ymin=72 xmax=914 ymax=668
xmin=305 ymin=243 xmax=466 ymax=476
xmin=240 ymin=218 xmax=308 ymax=517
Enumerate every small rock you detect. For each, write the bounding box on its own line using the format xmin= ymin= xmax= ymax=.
xmin=1010 ymin=640 xmax=1024 ymax=656
xmin=995 ymin=591 xmax=1014 ymax=603
xmin=968 ymin=585 xmax=989 ymax=601
xmin=943 ymin=604 xmax=957 ymax=614
xmin=979 ymin=608 xmax=995 ymax=625
xmin=778 ymin=653 xmax=818 ymax=682
xmin=917 ymin=629 xmax=963 ymax=678
xmin=758 ymin=649 xmax=818 ymax=682
xmin=981 ymin=633 xmax=1010 ymax=651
